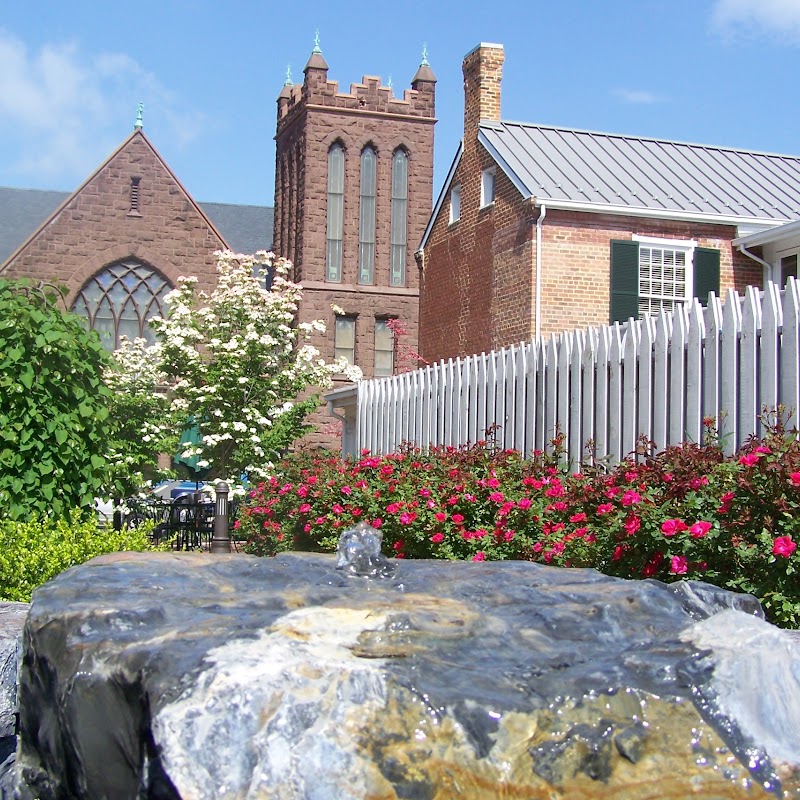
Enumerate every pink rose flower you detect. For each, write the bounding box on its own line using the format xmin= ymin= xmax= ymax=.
xmin=570 ymin=512 xmax=587 ymax=523
xmin=597 ymin=503 xmax=613 ymax=515
xmin=670 ymin=555 xmax=689 ymax=574
xmin=689 ymin=521 xmax=712 ymax=539
xmin=790 ymin=472 xmax=800 ymax=487
xmin=623 ymin=515 xmax=641 ymax=535
xmin=489 ymin=492 xmax=505 ymax=503
xmin=472 ymin=552 xmax=487 ymax=561
xmin=739 ymin=453 xmax=760 ymax=467
xmin=451 ymin=513 xmax=465 ymax=525
xmin=434 ymin=511 xmax=447 ymax=523
xmin=431 ymin=532 xmax=444 ymax=544
xmin=517 ymin=498 xmax=532 ymax=510
xmin=661 ymin=519 xmax=687 ymax=536
xmin=621 ymin=490 xmax=642 ymax=507
xmin=399 ymin=512 xmax=417 ymax=525
xmin=773 ymin=535 xmax=797 ymax=558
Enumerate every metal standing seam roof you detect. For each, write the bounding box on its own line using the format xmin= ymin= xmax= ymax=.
xmin=477 ymin=121 xmax=800 ymax=223
xmin=0 ymin=186 xmax=274 ymax=266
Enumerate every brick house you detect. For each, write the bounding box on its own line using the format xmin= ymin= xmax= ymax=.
xmin=417 ymin=43 xmax=800 ymax=365
xmin=273 ymin=42 xmax=436 ymax=385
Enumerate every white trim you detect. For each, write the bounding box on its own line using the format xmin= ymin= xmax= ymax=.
xmin=418 ymin=143 xmax=463 ymax=250
xmin=632 ymin=234 xmax=697 ymax=249
xmin=733 ymin=218 xmax=800 ymax=247
xmin=531 ymin=196 xmax=790 ymax=228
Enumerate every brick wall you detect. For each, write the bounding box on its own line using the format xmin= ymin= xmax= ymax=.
xmin=1 ymin=132 xmax=226 ymax=304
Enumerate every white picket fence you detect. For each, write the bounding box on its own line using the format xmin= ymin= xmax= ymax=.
xmin=328 ymin=280 xmax=800 ymax=466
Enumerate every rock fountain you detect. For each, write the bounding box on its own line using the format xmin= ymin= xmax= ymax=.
xmin=1 ymin=525 xmax=799 ymax=798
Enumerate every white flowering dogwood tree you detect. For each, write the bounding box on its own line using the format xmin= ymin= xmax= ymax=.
xmin=144 ymin=250 xmax=360 ymax=480
xmin=104 ymin=336 xmax=178 ymax=497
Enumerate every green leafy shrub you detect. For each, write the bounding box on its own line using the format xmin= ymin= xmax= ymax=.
xmin=240 ymin=425 xmax=800 ymax=628
xmin=0 ymin=512 xmax=157 ymax=602
xmin=0 ymin=280 xmax=114 ymax=520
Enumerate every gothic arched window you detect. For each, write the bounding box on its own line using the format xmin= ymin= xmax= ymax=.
xmin=390 ymin=148 xmax=408 ymax=287
xmin=71 ymin=259 xmax=171 ymax=350
xmin=359 ymin=145 xmax=377 ymax=285
xmin=326 ymin=142 xmax=345 ymax=282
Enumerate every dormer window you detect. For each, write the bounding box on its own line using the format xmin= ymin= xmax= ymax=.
xmin=450 ymin=184 xmax=461 ymax=224
xmin=480 ymin=168 xmax=495 ymax=208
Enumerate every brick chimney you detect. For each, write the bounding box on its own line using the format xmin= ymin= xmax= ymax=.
xmin=462 ymin=43 xmax=504 ymax=138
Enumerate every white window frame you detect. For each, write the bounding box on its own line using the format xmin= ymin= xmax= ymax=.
xmin=480 ymin=168 xmax=495 ymax=208
xmin=449 ymin=183 xmax=461 ymax=224
xmin=632 ymin=235 xmax=696 ymax=317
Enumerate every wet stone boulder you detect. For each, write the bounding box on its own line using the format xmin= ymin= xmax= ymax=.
xmin=13 ymin=552 xmax=800 ymax=799
xmin=1 ymin=602 xmax=29 ymax=799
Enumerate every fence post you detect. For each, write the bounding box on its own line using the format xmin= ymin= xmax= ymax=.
xmin=210 ymin=481 xmax=231 ymax=554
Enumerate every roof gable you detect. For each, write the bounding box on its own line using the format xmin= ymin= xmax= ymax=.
xmin=477 ymin=121 xmax=800 ymax=226
xmin=0 ymin=130 xmax=233 ymax=271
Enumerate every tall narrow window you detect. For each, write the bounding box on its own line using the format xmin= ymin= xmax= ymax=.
xmin=390 ymin=149 xmax=408 ymax=287
xmin=450 ymin=184 xmax=461 ymax=224
xmin=481 ymin=168 xmax=495 ymax=207
xmin=71 ymin=259 xmax=171 ymax=350
xmin=374 ymin=319 xmax=394 ymax=377
xmin=358 ymin=146 xmax=377 ymax=284
xmin=326 ymin=142 xmax=345 ymax=282
xmin=334 ymin=315 xmax=356 ymax=365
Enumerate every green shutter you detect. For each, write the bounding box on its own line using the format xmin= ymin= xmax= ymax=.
xmin=693 ymin=247 xmax=720 ymax=302
xmin=610 ymin=240 xmax=640 ymax=323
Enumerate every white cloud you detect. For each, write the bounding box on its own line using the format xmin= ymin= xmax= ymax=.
xmin=711 ymin=0 xmax=800 ymax=42
xmin=0 ymin=29 xmax=206 ymax=185
xmin=613 ymin=88 xmax=663 ymax=105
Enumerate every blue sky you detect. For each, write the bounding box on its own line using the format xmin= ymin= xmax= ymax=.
xmin=1 ymin=0 xmax=799 ymax=208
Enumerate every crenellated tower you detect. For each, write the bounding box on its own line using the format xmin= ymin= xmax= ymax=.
xmin=273 ymin=38 xmax=436 ymax=389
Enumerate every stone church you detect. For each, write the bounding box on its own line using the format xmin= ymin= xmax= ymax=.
xmin=0 ymin=41 xmax=437 ymax=392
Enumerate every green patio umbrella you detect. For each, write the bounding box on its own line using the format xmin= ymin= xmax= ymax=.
xmin=173 ymin=418 xmax=210 ymax=486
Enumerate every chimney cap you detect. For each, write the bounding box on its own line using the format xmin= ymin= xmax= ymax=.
xmin=464 ymin=42 xmax=504 ymax=59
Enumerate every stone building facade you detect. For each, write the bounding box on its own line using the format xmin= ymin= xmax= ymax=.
xmin=418 ymin=43 xmax=794 ymax=365
xmin=0 ymin=131 xmax=233 ymax=350
xmin=273 ymin=44 xmax=436 ymax=388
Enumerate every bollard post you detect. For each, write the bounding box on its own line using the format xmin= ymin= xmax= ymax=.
xmin=210 ymin=481 xmax=231 ymax=553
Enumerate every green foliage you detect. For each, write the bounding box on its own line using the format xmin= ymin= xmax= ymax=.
xmin=104 ymin=337 xmax=178 ymax=497
xmin=240 ymin=427 xmax=800 ymax=628
xmin=0 ymin=511 xmax=157 ymax=602
xmin=0 ymin=280 xmax=114 ymax=520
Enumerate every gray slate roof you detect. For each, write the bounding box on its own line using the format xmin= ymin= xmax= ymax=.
xmin=199 ymin=201 xmax=274 ymax=255
xmin=0 ymin=186 xmax=274 ymax=265
xmin=478 ymin=121 xmax=800 ymax=223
